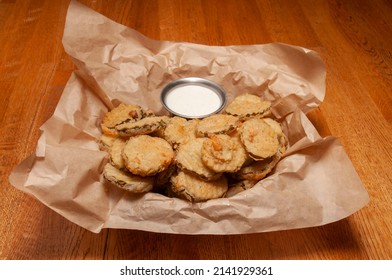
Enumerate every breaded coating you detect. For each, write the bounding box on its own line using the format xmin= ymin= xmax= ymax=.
xmin=101 ymin=103 xmax=145 ymax=136
xmin=176 ymin=138 xmax=221 ymax=181
xmin=201 ymin=134 xmax=247 ymax=173
xmin=234 ymin=152 xmax=282 ymax=181
xmin=240 ymin=118 xmax=279 ymax=160
xmin=98 ymin=134 xmax=117 ymax=152
xmin=163 ymin=116 xmax=199 ymax=148
xmin=225 ymin=93 xmax=271 ymax=119
xmin=103 ymin=163 xmax=154 ymax=193
xmin=122 ymin=135 xmax=175 ymax=177
xmin=196 ymin=114 xmax=239 ymax=136
xmin=170 ymin=171 xmax=228 ymax=202
xmin=109 ymin=137 xmax=127 ymax=170
xmin=115 ymin=116 xmax=169 ymax=137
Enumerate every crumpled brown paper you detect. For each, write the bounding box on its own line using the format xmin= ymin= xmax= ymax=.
xmin=9 ymin=0 xmax=369 ymax=234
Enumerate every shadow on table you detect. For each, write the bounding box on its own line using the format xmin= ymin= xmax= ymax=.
xmin=104 ymin=218 xmax=364 ymax=260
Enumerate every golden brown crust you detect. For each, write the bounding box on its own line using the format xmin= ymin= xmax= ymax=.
xmin=170 ymin=171 xmax=228 ymax=202
xmin=98 ymin=134 xmax=117 ymax=152
xmin=108 ymin=137 xmax=127 ymax=170
xmin=225 ymin=93 xmax=271 ymax=119
xmin=122 ymin=135 xmax=175 ymax=177
xmin=103 ymin=163 xmax=154 ymax=193
xmin=201 ymin=134 xmax=247 ymax=173
xmin=240 ymin=118 xmax=279 ymax=160
xmin=196 ymin=114 xmax=239 ymax=137
xmin=115 ymin=116 xmax=170 ymax=137
xmin=234 ymin=151 xmax=282 ymax=181
xmin=263 ymin=117 xmax=288 ymax=153
xmin=101 ymin=103 xmax=145 ymax=136
xmin=175 ymin=138 xmax=221 ymax=181
xmin=163 ymin=117 xmax=199 ymax=148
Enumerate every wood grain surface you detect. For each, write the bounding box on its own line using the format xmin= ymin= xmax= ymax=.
xmin=1 ymin=0 xmax=391 ymax=260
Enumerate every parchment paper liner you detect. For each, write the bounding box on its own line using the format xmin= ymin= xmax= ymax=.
xmin=9 ymin=1 xmax=369 ymax=234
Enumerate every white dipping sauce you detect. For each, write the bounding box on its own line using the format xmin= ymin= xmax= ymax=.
xmin=164 ymin=84 xmax=222 ymax=117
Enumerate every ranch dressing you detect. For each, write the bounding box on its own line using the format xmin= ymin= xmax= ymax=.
xmin=164 ymin=84 xmax=222 ymax=117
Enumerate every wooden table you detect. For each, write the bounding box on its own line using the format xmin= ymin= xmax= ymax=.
xmin=1 ymin=0 xmax=391 ymax=260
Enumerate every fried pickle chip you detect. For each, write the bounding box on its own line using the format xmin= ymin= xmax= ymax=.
xmin=262 ymin=118 xmax=283 ymax=135
xmin=98 ymin=134 xmax=117 ymax=152
xmin=175 ymin=138 xmax=221 ymax=181
xmin=201 ymin=134 xmax=247 ymax=173
xmin=263 ymin=117 xmax=288 ymax=152
xmin=170 ymin=171 xmax=228 ymax=202
xmin=103 ymin=163 xmax=154 ymax=193
xmin=101 ymin=103 xmax=145 ymax=136
xmin=109 ymin=137 xmax=127 ymax=170
xmin=225 ymin=93 xmax=271 ymax=119
xmin=163 ymin=116 xmax=199 ymax=148
xmin=115 ymin=116 xmax=169 ymax=137
xmin=196 ymin=114 xmax=239 ymax=137
xmin=234 ymin=151 xmax=282 ymax=181
xmin=240 ymin=118 xmax=279 ymax=160
xmin=122 ymin=135 xmax=175 ymax=177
